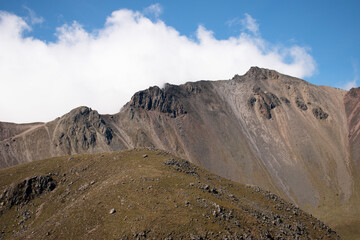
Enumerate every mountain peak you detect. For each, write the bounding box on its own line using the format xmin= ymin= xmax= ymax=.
xmin=244 ymin=66 xmax=280 ymax=80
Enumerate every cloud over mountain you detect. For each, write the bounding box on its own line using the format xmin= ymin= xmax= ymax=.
xmin=0 ymin=7 xmax=315 ymax=122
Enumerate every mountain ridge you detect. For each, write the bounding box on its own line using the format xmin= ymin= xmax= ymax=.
xmin=0 ymin=67 xmax=359 ymax=238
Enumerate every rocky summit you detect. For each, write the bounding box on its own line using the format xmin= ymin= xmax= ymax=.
xmin=0 ymin=149 xmax=340 ymax=239
xmin=0 ymin=67 xmax=360 ymax=239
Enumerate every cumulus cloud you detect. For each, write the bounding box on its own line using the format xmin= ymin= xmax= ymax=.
xmin=0 ymin=8 xmax=316 ymax=123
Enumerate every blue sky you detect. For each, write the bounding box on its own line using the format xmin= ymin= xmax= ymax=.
xmin=0 ymin=0 xmax=359 ymax=122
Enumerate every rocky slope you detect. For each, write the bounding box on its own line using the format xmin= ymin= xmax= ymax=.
xmin=0 ymin=149 xmax=340 ymax=239
xmin=345 ymin=87 xmax=360 ymax=170
xmin=0 ymin=67 xmax=359 ymax=238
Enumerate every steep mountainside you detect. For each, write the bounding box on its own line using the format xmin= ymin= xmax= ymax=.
xmin=0 ymin=149 xmax=340 ymax=239
xmin=345 ymin=87 xmax=360 ymax=170
xmin=0 ymin=67 xmax=359 ymax=238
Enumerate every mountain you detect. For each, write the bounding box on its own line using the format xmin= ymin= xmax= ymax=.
xmin=0 ymin=67 xmax=359 ymax=238
xmin=0 ymin=149 xmax=340 ymax=239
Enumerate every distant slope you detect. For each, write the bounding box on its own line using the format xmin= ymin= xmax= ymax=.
xmin=0 ymin=149 xmax=340 ymax=239
xmin=0 ymin=122 xmax=43 ymax=141
xmin=0 ymin=67 xmax=359 ymax=238
xmin=0 ymin=107 xmax=126 ymax=168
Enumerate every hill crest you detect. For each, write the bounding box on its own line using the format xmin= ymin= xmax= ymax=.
xmin=0 ymin=149 xmax=341 ymax=239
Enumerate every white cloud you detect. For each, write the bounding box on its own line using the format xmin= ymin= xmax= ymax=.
xmin=143 ymin=3 xmax=162 ymax=18
xmin=226 ymin=13 xmax=259 ymax=36
xmin=0 ymin=8 xmax=316 ymax=123
xmin=343 ymin=80 xmax=357 ymax=90
xmin=0 ymin=11 xmax=30 ymax=38
xmin=342 ymin=61 xmax=358 ymax=90
xmin=241 ymin=13 xmax=259 ymax=35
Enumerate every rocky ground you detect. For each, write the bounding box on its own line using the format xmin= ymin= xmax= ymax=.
xmin=0 ymin=149 xmax=340 ymax=239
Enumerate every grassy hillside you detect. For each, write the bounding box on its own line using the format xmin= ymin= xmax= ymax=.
xmin=0 ymin=149 xmax=340 ymax=239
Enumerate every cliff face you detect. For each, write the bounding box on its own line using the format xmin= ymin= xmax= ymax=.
xmin=0 ymin=67 xmax=359 ymax=238
xmin=129 ymin=85 xmax=187 ymax=118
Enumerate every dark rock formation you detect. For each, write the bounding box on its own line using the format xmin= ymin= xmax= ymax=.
xmin=252 ymin=87 xmax=281 ymax=119
xmin=56 ymin=107 xmax=113 ymax=153
xmin=312 ymin=107 xmax=329 ymax=119
xmin=130 ymin=86 xmax=187 ymax=118
xmin=164 ymin=158 xmax=199 ymax=176
xmin=296 ymin=98 xmax=308 ymax=111
xmin=248 ymin=97 xmax=257 ymax=107
xmin=0 ymin=175 xmax=56 ymax=208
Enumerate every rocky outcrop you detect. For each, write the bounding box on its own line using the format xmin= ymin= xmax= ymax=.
xmin=164 ymin=158 xmax=199 ymax=176
xmin=54 ymin=107 xmax=113 ymax=154
xmin=295 ymin=97 xmax=308 ymax=111
xmin=0 ymin=175 xmax=56 ymax=208
xmin=251 ymin=87 xmax=282 ymax=119
xmin=130 ymin=86 xmax=187 ymax=118
xmin=312 ymin=106 xmax=329 ymax=119
xmin=243 ymin=66 xmax=280 ymax=80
